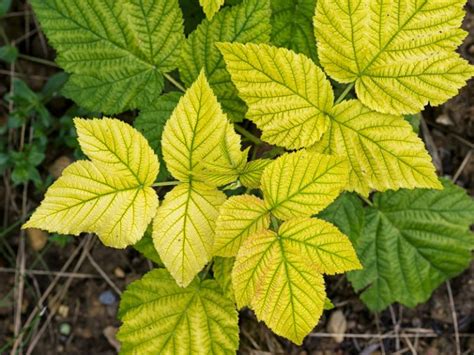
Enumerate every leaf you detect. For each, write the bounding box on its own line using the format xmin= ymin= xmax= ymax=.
xmin=179 ymin=0 xmax=271 ymax=122
xmin=23 ymin=118 xmax=159 ymax=248
xmin=239 ymin=158 xmax=272 ymax=189
xmin=332 ymin=181 xmax=474 ymax=311
xmin=153 ymin=183 xmax=226 ymax=287
xmin=31 ymin=0 xmax=185 ymax=113
xmin=213 ymin=195 xmax=270 ymax=257
xmin=135 ymin=92 xmax=181 ymax=181
xmin=213 ymin=256 xmax=235 ymax=302
xmin=314 ymin=0 xmax=474 ymax=114
xmin=199 ymin=0 xmax=224 ymax=19
xmin=117 ymin=269 xmax=239 ymax=354
xmin=161 ymin=71 xmax=228 ymax=183
xmin=202 ymin=123 xmax=248 ymax=186
xmin=133 ymin=230 xmax=163 ymax=265
xmin=271 ymin=0 xmax=318 ymax=62
xmin=261 ymin=150 xmax=348 ymax=220
xmin=311 ymin=100 xmax=442 ymax=196
xmin=218 ymin=42 xmax=333 ymax=148
xmin=233 ymin=216 xmax=359 ymax=344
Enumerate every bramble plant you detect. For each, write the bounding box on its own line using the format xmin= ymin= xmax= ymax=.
xmin=23 ymin=0 xmax=474 ymax=352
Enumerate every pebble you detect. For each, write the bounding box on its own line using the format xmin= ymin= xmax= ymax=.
xmin=99 ymin=290 xmax=117 ymax=305
xmin=59 ymin=322 xmax=71 ymax=336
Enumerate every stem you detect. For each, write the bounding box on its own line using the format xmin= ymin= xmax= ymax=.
xmin=18 ymin=53 xmax=59 ymax=68
xmin=234 ymin=124 xmax=263 ymax=146
xmin=271 ymin=215 xmax=280 ymax=231
xmin=152 ymin=181 xmax=180 ymax=187
xmin=335 ymin=83 xmax=355 ymax=104
xmin=164 ymin=73 xmax=186 ymax=92
xmin=359 ymin=195 xmax=373 ymax=206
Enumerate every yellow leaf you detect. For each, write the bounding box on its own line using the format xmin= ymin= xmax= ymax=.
xmin=218 ymin=43 xmax=333 ymax=149
xmin=199 ymin=0 xmax=225 ymax=20
xmin=315 ymin=0 xmax=474 ymax=114
xmin=161 ymin=71 xmax=228 ymax=183
xmin=239 ymin=158 xmax=272 ymax=189
xmin=213 ymin=195 xmax=270 ymax=257
xmin=153 ymin=183 xmax=226 ymax=287
xmin=23 ymin=118 xmax=159 ymax=248
xmin=262 ymin=150 xmax=348 ymax=220
xmin=311 ymin=100 xmax=442 ymax=196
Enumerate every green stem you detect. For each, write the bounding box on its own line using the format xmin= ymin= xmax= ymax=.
xmin=234 ymin=124 xmax=263 ymax=146
xmin=18 ymin=54 xmax=59 ymax=68
xmin=164 ymin=73 xmax=186 ymax=92
xmin=335 ymin=83 xmax=355 ymax=104
xmin=271 ymin=215 xmax=280 ymax=231
xmin=152 ymin=181 xmax=180 ymax=187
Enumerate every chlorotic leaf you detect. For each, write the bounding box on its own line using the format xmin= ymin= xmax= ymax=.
xmin=311 ymin=100 xmax=442 ymax=196
xmin=199 ymin=0 xmax=224 ymax=19
xmin=233 ymin=228 xmax=326 ymax=344
xmin=23 ymin=118 xmax=159 ymax=248
xmin=261 ymin=150 xmax=348 ymax=220
xmin=213 ymin=256 xmax=235 ymax=302
xmin=239 ymin=158 xmax=272 ymax=189
xmin=179 ymin=0 xmax=271 ymax=122
xmin=315 ymin=0 xmax=474 ymax=114
xmin=333 ymin=181 xmax=474 ymax=311
xmin=31 ymin=0 xmax=185 ymax=113
xmin=153 ymin=183 xmax=226 ymax=287
xmin=214 ymin=195 xmax=270 ymax=257
xmin=202 ymin=123 xmax=248 ymax=186
xmin=218 ymin=42 xmax=333 ymax=148
xmin=278 ymin=218 xmax=361 ymax=274
xmin=161 ymin=71 xmax=228 ymax=183
xmin=271 ymin=0 xmax=318 ymax=62
xmin=118 ymin=269 xmax=239 ymax=354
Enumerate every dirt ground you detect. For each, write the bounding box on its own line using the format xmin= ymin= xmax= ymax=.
xmin=0 ymin=1 xmax=473 ymax=354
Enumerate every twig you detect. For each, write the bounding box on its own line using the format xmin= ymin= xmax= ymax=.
xmin=420 ymin=117 xmax=443 ymax=174
xmin=446 ymin=281 xmax=461 ymax=355
xmin=86 ymin=252 xmax=122 ymax=295
xmin=25 ymin=236 xmax=96 ymax=354
xmin=453 ymin=150 xmax=472 ymax=183
xmin=0 ymin=267 xmax=101 ymax=279
xmin=402 ymin=334 xmax=417 ymax=355
xmin=374 ymin=313 xmax=387 ymax=355
xmin=17 ymin=53 xmax=58 ymax=68
xmin=389 ymin=305 xmax=401 ymax=351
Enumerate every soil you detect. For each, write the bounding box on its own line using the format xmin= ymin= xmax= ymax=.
xmin=0 ymin=1 xmax=473 ymax=354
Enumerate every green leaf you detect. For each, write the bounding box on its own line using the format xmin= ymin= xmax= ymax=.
xmin=0 ymin=0 xmax=12 ymax=16
xmin=314 ymin=0 xmax=474 ymax=114
xmin=0 ymin=45 xmax=18 ymax=63
xmin=134 ymin=92 xmax=182 ymax=181
xmin=218 ymin=42 xmax=333 ymax=148
xmin=261 ymin=150 xmax=348 ymax=220
xmin=271 ymin=0 xmax=318 ymax=62
xmin=213 ymin=256 xmax=235 ymax=302
xmin=213 ymin=195 xmax=270 ymax=257
xmin=233 ymin=218 xmax=359 ymax=344
xmin=31 ymin=0 xmax=185 ymax=114
xmin=330 ymin=181 xmax=474 ymax=311
xmin=23 ymin=118 xmax=159 ymax=248
xmin=311 ymin=100 xmax=442 ymax=196
xmin=133 ymin=230 xmax=163 ymax=265
xmin=199 ymin=0 xmax=225 ymax=19
xmin=179 ymin=0 xmax=271 ymax=122
xmin=118 ymin=269 xmax=239 ymax=354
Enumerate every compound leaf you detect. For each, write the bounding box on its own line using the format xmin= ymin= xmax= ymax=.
xmin=233 ymin=215 xmax=359 ymax=344
xmin=330 ymin=181 xmax=474 ymax=311
xmin=315 ymin=0 xmax=474 ymax=114
xmin=214 ymin=195 xmax=270 ymax=257
xmin=199 ymin=0 xmax=225 ymax=19
xmin=219 ymin=43 xmax=333 ymax=148
xmin=118 ymin=269 xmax=239 ymax=354
xmin=23 ymin=118 xmax=159 ymax=248
xmin=153 ymin=183 xmax=226 ymax=287
xmin=239 ymin=158 xmax=272 ymax=189
xmin=213 ymin=256 xmax=235 ymax=302
xmin=161 ymin=71 xmax=228 ymax=183
xmin=179 ymin=0 xmax=271 ymax=122
xmin=261 ymin=150 xmax=348 ymax=220
xmin=311 ymin=100 xmax=442 ymax=196
xmin=31 ymin=0 xmax=185 ymax=113
xmin=271 ymin=0 xmax=318 ymax=62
